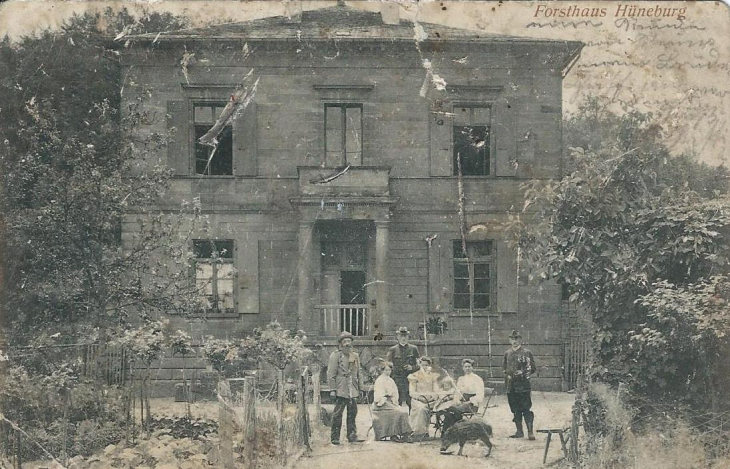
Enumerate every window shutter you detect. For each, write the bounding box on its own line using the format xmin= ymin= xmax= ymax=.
xmin=428 ymin=237 xmax=453 ymax=313
xmin=493 ymin=97 xmax=517 ymax=177
xmin=429 ymin=102 xmax=453 ymax=176
xmin=496 ymin=240 xmax=518 ymax=313
xmin=234 ymin=102 xmax=257 ymax=176
xmin=166 ymin=100 xmax=190 ymax=175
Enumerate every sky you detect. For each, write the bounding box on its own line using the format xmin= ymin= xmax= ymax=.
xmin=1 ymin=0 xmax=728 ymax=166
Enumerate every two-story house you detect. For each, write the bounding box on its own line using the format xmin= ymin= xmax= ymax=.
xmin=123 ymin=2 xmax=583 ymax=393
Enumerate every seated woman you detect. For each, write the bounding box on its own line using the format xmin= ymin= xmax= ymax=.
xmin=441 ymin=358 xmax=486 ymax=434
xmin=407 ymin=356 xmax=444 ymax=438
xmin=372 ymin=362 xmax=413 ymax=442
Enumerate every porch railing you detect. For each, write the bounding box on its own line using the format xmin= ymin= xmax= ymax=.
xmin=315 ymin=304 xmax=370 ymax=337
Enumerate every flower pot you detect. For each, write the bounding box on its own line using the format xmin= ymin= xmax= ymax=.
xmin=426 ymin=333 xmax=437 ymax=341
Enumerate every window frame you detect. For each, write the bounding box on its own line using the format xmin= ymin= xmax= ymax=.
xmin=191 ymin=239 xmax=238 ymax=317
xmin=452 ymin=240 xmax=496 ymax=313
xmin=192 ymin=102 xmax=234 ymax=177
xmin=452 ymin=103 xmax=494 ymax=177
xmin=324 ymin=103 xmax=363 ymax=167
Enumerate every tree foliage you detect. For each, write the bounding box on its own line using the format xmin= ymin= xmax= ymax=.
xmin=0 ymin=10 xmax=199 ymax=344
xmin=518 ymin=100 xmax=730 ymax=408
xmin=242 ymin=321 xmax=311 ymax=371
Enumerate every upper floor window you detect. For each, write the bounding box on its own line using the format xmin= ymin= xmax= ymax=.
xmin=194 ymin=103 xmax=233 ymax=175
xmin=325 ymin=103 xmax=362 ymax=167
xmin=453 ymin=240 xmax=494 ymax=311
xmin=453 ymin=105 xmax=491 ymax=176
xmin=193 ymin=239 xmax=236 ymax=315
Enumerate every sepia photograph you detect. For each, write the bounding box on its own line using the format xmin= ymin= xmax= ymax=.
xmin=0 ymin=1 xmax=728 ymax=468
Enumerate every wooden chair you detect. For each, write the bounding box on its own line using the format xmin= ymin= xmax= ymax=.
xmin=412 ymin=393 xmax=453 ymax=440
xmin=464 ymin=387 xmax=497 ymax=420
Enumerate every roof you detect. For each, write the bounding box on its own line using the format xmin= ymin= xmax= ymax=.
xmin=128 ymin=5 xmax=581 ymax=48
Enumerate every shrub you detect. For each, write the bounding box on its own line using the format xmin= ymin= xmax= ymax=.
xmin=0 ymin=365 xmax=126 ymax=459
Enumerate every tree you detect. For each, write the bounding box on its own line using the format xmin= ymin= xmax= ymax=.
xmin=0 ymin=9 xmax=199 ymax=346
xmin=517 ymin=100 xmax=730 ymax=411
xmin=0 ymin=9 xmax=200 ymax=458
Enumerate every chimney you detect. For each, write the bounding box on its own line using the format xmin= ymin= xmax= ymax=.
xmin=380 ymin=3 xmax=400 ymax=25
xmin=285 ymin=0 xmax=302 ymax=23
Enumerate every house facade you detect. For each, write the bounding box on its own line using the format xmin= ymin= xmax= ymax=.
xmin=123 ymin=4 xmax=583 ymax=392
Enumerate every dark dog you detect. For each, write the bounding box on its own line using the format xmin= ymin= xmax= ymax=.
xmin=440 ymin=419 xmax=493 ymax=457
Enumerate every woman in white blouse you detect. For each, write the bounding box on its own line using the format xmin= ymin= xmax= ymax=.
xmin=372 ymin=362 xmax=413 ymax=442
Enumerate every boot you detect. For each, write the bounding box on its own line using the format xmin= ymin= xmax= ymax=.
xmin=525 ymin=412 xmax=536 ymax=440
xmin=526 ymin=420 xmax=535 ymax=440
xmin=509 ymin=420 xmax=524 ymax=438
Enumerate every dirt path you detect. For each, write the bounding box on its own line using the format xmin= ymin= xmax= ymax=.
xmin=297 ymin=392 xmax=575 ymax=469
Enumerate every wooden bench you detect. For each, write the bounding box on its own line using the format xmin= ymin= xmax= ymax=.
xmin=537 ymin=428 xmax=571 ymax=465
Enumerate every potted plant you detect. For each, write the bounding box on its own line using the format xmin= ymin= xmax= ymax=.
xmin=424 ymin=317 xmax=448 ymax=340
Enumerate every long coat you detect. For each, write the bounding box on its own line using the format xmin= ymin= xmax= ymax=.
xmin=327 ymin=349 xmax=362 ymax=398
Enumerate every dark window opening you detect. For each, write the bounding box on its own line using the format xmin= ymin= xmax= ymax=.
xmin=453 ymin=106 xmax=491 ymax=176
xmin=325 ymin=103 xmax=363 ymax=167
xmin=453 ymin=240 xmax=494 ymax=311
xmin=194 ymin=104 xmax=233 ymax=175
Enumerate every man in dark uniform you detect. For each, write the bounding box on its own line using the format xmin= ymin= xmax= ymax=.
xmin=327 ymin=331 xmax=363 ymax=445
xmin=386 ymin=326 xmax=420 ymax=410
xmin=503 ymin=330 xmax=537 ymax=440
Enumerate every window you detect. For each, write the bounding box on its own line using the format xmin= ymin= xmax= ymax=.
xmin=453 ymin=105 xmax=491 ymax=176
xmin=193 ymin=239 xmax=236 ymax=315
xmin=453 ymin=240 xmax=494 ymax=311
xmin=325 ymin=103 xmax=363 ymax=166
xmin=194 ymin=104 xmax=233 ymax=175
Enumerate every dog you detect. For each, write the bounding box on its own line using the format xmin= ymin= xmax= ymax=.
xmin=439 ymin=419 xmax=493 ymax=457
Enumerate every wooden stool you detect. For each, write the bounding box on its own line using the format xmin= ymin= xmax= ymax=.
xmin=536 ymin=428 xmax=571 ymax=465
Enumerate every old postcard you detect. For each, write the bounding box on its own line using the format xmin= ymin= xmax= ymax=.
xmin=0 ymin=1 xmax=728 ymax=468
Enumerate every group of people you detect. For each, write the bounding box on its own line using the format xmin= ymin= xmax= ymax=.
xmin=327 ymin=326 xmax=537 ymax=446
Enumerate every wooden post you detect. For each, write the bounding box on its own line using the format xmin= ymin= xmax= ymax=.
xmin=242 ymin=376 xmax=257 ymax=469
xmin=312 ymin=364 xmax=321 ymax=425
xmin=277 ymin=369 xmax=287 ymax=465
xmin=217 ymin=380 xmax=235 ymax=469
xmin=14 ymin=428 xmax=21 ymax=469
xmin=569 ymin=395 xmax=581 ymax=463
xmin=301 ymin=369 xmax=311 ymax=450
xmin=296 ymin=371 xmax=304 ymax=445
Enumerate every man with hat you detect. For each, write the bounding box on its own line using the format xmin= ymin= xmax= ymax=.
xmin=327 ymin=331 xmax=363 ymax=445
xmin=503 ymin=330 xmax=537 ymax=440
xmin=386 ymin=326 xmax=420 ymax=410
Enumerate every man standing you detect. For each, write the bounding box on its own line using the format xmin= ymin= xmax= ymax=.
xmin=327 ymin=331 xmax=363 ymax=445
xmin=503 ymin=330 xmax=536 ymax=440
xmin=386 ymin=326 xmax=420 ymax=409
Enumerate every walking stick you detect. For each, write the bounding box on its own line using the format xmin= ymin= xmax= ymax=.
xmin=364 ymin=385 xmax=375 ymax=439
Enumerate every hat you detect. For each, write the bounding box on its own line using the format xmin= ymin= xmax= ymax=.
xmin=508 ymin=330 xmax=522 ymax=339
xmin=396 ymin=326 xmax=410 ymax=336
xmin=338 ymin=331 xmax=354 ymax=344
xmin=462 ymin=358 xmax=475 ymax=366
xmin=419 ymin=356 xmax=433 ymax=365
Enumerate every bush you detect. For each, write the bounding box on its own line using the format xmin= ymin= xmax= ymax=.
xmin=582 ymin=383 xmax=730 ymax=469
xmin=0 ymin=365 xmax=126 ymax=460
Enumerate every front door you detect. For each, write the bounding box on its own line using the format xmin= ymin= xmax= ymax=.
xmin=341 ymin=270 xmax=366 ymax=304
xmin=320 ymin=225 xmax=369 ymax=335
